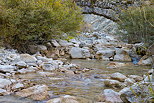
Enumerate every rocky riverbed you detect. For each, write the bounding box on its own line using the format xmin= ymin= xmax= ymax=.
xmin=0 ymin=48 xmax=153 ymax=103
xmin=0 ymin=14 xmax=153 ymax=103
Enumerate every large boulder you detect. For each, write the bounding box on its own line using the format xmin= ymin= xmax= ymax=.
xmin=119 ymin=83 xmax=154 ymax=103
xmin=114 ymin=48 xmax=131 ymax=62
xmin=102 ymin=89 xmax=123 ymax=103
xmin=15 ymin=85 xmax=49 ymax=101
xmin=0 ymin=65 xmax=16 ymax=73
xmin=69 ymin=47 xmax=91 ymax=59
xmin=138 ymin=55 xmax=153 ymax=65
xmin=0 ymin=78 xmax=12 ymax=88
xmin=96 ymin=49 xmax=115 ymax=60
xmin=20 ymin=54 xmax=37 ymax=63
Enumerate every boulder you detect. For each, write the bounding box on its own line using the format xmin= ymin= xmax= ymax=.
xmin=47 ymin=95 xmax=79 ymax=103
xmin=12 ymin=83 xmax=24 ymax=90
xmin=104 ymin=79 xmax=125 ymax=88
xmin=128 ymin=75 xmax=143 ymax=82
xmin=40 ymin=62 xmax=59 ymax=71
xmin=15 ymin=61 xmax=27 ymax=68
xmin=138 ymin=56 xmax=153 ymax=65
xmin=102 ymin=89 xmax=123 ymax=103
xmin=0 ymin=88 xmax=7 ymax=96
xmin=96 ymin=50 xmax=115 ymax=60
xmin=110 ymin=72 xmax=127 ymax=82
xmin=0 ymin=78 xmax=12 ymax=88
xmin=0 ymin=65 xmax=16 ymax=73
xmin=51 ymin=40 xmax=60 ymax=47
xmin=58 ymin=40 xmax=73 ymax=47
xmin=69 ymin=47 xmax=91 ymax=59
xmin=20 ymin=54 xmax=37 ymax=63
xmin=124 ymin=78 xmax=135 ymax=85
xmin=16 ymin=85 xmax=49 ymax=101
xmin=119 ymin=83 xmax=154 ymax=103
xmin=114 ymin=49 xmax=131 ymax=61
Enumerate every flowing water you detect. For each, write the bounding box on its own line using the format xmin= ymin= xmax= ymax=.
xmin=0 ymin=59 xmax=151 ymax=103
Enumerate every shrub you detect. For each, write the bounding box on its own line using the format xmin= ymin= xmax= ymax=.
xmin=0 ymin=0 xmax=83 ymax=52
xmin=117 ymin=5 xmax=154 ymax=45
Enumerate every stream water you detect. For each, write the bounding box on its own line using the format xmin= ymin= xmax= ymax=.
xmin=0 ymin=59 xmax=151 ymax=103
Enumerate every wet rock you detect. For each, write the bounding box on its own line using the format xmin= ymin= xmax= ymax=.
xmin=15 ymin=61 xmax=27 ymax=68
xmin=20 ymin=54 xmax=37 ymax=63
xmin=47 ymin=95 xmax=79 ymax=103
xmin=40 ymin=62 xmax=58 ymax=71
xmin=102 ymin=89 xmax=123 ymax=103
xmin=124 ymin=78 xmax=135 ymax=85
xmin=128 ymin=75 xmax=143 ymax=82
xmin=17 ymin=68 xmax=36 ymax=74
xmin=104 ymin=79 xmax=125 ymax=88
xmin=12 ymin=83 xmax=24 ymax=90
xmin=0 ymin=78 xmax=12 ymax=88
xmin=143 ymin=74 xmax=152 ymax=82
xmin=37 ymin=71 xmax=54 ymax=77
xmin=107 ymin=62 xmax=129 ymax=69
xmin=70 ymin=47 xmax=91 ymax=59
xmin=0 ymin=88 xmax=7 ymax=96
xmin=0 ymin=65 xmax=16 ymax=73
xmin=138 ymin=56 xmax=153 ymax=65
xmin=16 ymin=85 xmax=49 ymax=101
xmin=110 ymin=72 xmax=127 ymax=82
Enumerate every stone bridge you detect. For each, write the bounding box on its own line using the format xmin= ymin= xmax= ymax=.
xmin=74 ymin=0 xmax=146 ymax=21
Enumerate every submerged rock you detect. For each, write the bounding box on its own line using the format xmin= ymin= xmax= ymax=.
xmin=15 ymin=85 xmax=49 ymax=101
xmin=47 ymin=95 xmax=79 ymax=103
xmin=104 ymin=79 xmax=125 ymax=88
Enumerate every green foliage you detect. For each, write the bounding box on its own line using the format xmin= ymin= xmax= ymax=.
xmin=0 ymin=0 xmax=83 ymax=51
xmin=117 ymin=5 xmax=154 ymax=45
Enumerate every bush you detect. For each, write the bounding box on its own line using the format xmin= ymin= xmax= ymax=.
xmin=117 ymin=5 xmax=154 ymax=45
xmin=0 ymin=0 xmax=83 ymax=52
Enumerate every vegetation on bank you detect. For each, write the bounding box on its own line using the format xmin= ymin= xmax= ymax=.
xmin=117 ymin=4 xmax=154 ymax=46
xmin=0 ymin=0 xmax=83 ymax=52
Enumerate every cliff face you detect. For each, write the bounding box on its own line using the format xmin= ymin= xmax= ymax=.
xmin=83 ymin=14 xmax=117 ymax=34
xmin=75 ymin=0 xmax=151 ymax=21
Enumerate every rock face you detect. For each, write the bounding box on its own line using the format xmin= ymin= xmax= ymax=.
xmin=16 ymin=85 xmax=49 ymax=101
xmin=70 ymin=47 xmax=91 ymax=59
xmin=102 ymin=89 xmax=123 ymax=103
